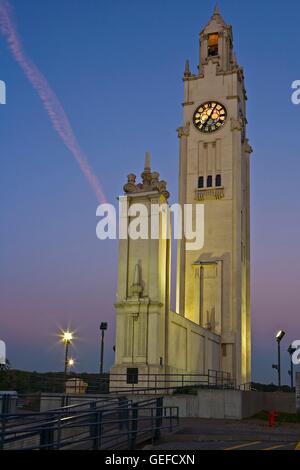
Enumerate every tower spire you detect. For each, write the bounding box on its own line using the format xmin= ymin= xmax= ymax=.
xmin=184 ymin=59 xmax=191 ymax=78
xmin=213 ymin=4 xmax=220 ymax=15
xmin=207 ymin=3 xmax=227 ymax=27
xmin=144 ymin=151 xmax=151 ymax=172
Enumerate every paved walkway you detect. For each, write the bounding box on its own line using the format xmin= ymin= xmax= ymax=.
xmin=144 ymin=418 xmax=300 ymax=450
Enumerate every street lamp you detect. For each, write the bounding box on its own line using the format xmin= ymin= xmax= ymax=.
xmin=274 ymin=330 xmax=285 ymax=388
xmin=61 ymin=330 xmax=73 ymax=376
xmin=276 ymin=330 xmax=285 ymax=341
xmin=288 ymin=345 xmax=296 ymax=389
xmin=99 ymin=322 xmax=108 ymax=376
xmin=68 ymin=358 xmax=75 ymax=368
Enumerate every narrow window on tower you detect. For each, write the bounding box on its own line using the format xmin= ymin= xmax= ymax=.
xmin=198 ymin=176 xmax=204 ymax=188
xmin=216 ymin=174 xmax=222 ymax=187
xmin=208 ymin=33 xmax=218 ymax=57
xmin=207 ymin=175 xmax=213 ymax=187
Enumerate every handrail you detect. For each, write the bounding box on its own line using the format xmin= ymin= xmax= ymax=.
xmin=0 ymin=396 xmax=179 ymax=450
xmin=1 ymin=400 xmax=132 ymax=425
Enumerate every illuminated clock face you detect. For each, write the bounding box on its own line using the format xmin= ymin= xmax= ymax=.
xmin=193 ymin=101 xmax=227 ymax=133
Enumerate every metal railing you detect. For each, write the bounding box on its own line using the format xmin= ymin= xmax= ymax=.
xmin=108 ymin=369 xmax=234 ymax=393
xmin=1 ymin=391 xmax=126 ymax=414
xmin=0 ymin=369 xmax=233 ymax=395
xmin=0 ymin=396 xmax=178 ymax=450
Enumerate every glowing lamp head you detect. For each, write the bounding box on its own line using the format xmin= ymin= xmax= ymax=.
xmin=275 ymin=330 xmax=285 ymax=342
xmin=62 ymin=331 xmax=73 ymax=343
xmin=68 ymin=358 xmax=74 ymax=367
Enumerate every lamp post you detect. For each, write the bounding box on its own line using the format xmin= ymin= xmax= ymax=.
xmin=288 ymin=345 xmax=296 ymax=389
xmin=275 ymin=330 xmax=285 ymax=389
xmin=99 ymin=322 xmax=108 ymax=376
xmin=61 ymin=331 xmax=73 ymax=377
xmin=99 ymin=323 xmax=108 ymax=392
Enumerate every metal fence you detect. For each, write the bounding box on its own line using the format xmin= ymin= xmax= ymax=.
xmin=0 ymin=369 xmax=234 ymax=395
xmin=0 ymin=395 xmax=178 ymax=450
xmin=1 ymin=392 xmax=127 ymax=413
xmin=109 ymin=370 xmax=234 ymax=393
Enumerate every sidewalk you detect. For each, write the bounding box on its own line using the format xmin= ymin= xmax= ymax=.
xmin=143 ymin=417 xmax=300 ymax=450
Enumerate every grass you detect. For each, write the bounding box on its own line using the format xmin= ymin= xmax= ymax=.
xmin=252 ymin=410 xmax=300 ymax=424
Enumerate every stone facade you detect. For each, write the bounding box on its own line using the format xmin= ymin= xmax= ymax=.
xmin=111 ymin=7 xmax=252 ymax=389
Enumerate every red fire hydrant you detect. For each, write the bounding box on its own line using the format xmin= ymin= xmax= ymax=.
xmin=268 ymin=410 xmax=278 ymax=427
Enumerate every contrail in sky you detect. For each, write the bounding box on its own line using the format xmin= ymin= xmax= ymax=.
xmin=0 ymin=0 xmax=106 ymax=204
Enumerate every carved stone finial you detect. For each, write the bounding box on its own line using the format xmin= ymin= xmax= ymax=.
xmin=213 ymin=4 xmax=220 ymax=16
xmin=123 ymin=173 xmax=137 ymax=193
xmin=176 ymin=122 xmax=190 ymax=138
xmin=140 ymin=151 xmax=152 ymax=188
xmin=157 ymin=181 xmax=170 ymax=200
xmin=244 ymin=139 xmax=253 ymax=154
xmin=151 ymin=171 xmax=159 ymax=184
xmin=128 ymin=173 xmax=136 ymax=182
xmin=144 ymin=151 xmax=151 ymax=172
xmin=184 ymin=59 xmax=191 ymax=78
xmin=123 ymin=153 xmax=170 ymax=199
xmin=230 ymin=117 xmax=243 ymax=132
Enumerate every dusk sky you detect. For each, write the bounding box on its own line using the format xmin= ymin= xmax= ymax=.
xmin=0 ymin=0 xmax=299 ymax=384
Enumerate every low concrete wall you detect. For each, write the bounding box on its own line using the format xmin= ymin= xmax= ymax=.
xmin=128 ymin=390 xmax=243 ymax=419
xmin=163 ymin=390 xmax=243 ymax=419
xmin=40 ymin=390 xmax=296 ymax=419
xmin=241 ymin=391 xmax=264 ymax=418
xmin=163 ymin=390 xmax=296 ymax=420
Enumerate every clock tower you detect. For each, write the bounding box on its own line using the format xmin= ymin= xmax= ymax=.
xmin=111 ymin=7 xmax=252 ymax=389
xmin=176 ymin=6 xmax=252 ymax=385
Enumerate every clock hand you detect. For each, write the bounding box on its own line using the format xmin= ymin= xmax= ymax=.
xmin=204 ymin=103 xmax=218 ymax=130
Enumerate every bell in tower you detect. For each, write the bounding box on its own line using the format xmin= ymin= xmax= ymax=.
xmin=199 ymin=6 xmax=236 ymax=74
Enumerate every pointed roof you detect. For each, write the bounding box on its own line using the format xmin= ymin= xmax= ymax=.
xmin=211 ymin=4 xmax=227 ymax=26
xmin=201 ymin=5 xmax=228 ymax=34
